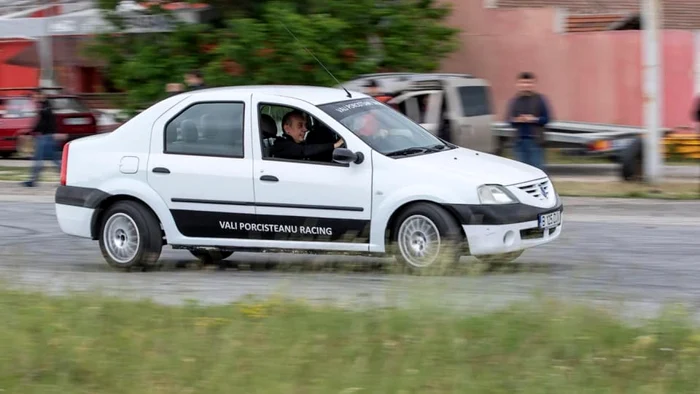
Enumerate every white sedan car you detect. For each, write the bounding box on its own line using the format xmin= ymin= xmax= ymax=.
xmin=54 ymin=85 xmax=563 ymax=272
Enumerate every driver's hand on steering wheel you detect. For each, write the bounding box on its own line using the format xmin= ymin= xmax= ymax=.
xmin=334 ymin=138 xmax=345 ymax=149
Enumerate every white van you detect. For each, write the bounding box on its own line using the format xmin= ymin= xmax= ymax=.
xmin=339 ymin=73 xmax=495 ymax=154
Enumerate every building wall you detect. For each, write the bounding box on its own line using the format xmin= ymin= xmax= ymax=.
xmin=0 ymin=41 xmax=39 ymax=93
xmin=438 ymin=1 xmax=696 ymax=128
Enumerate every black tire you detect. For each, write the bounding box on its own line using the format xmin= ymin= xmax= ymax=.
xmin=98 ymin=200 xmax=163 ymax=271
xmin=190 ymin=249 xmax=233 ymax=265
xmin=620 ymin=137 xmax=643 ymax=182
xmin=390 ymin=202 xmax=464 ymax=274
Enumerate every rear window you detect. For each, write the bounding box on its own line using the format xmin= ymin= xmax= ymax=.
xmin=456 ymin=86 xmax=491 ymax=117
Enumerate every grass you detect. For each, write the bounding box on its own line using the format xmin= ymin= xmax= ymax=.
xmin=553 ymin=180 xmax=700 ymax=200
xmin=1 ymin=287 xmax=700 ymax=393
xmin=0 ymin=165 xmax=58 ymax=182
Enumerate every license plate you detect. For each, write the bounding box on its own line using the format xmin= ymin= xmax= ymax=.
xmin=538 ymin=210 xmax=561 ymax=229
xmin=64 ymin=118 xmax=90 ymax=125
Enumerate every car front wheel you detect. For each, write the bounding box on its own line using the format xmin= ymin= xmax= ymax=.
xmin=98 ymin=201 xmax=163 ymax=271
xmin=391 ymin=203 xmax=464 ymax=274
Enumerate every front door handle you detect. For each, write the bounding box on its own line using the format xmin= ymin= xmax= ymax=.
xmin=152 ymin=167 xmax=170 ymax=174
xmin=260 ymin=175 xmax=278 ymax=182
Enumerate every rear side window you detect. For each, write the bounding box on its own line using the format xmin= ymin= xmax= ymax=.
xmin=164 ymin=102 xmax=245 ymax=158
xmin=457 ymin=86 xmax=491 ymax=117
xmin=49 ymin=97 xmax=90 ymax=114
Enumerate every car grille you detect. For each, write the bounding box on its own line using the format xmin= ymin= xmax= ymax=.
xmin=517 ymin=179 xmax=552 ymax=201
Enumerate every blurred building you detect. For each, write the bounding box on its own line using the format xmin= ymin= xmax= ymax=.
xmin=439 ymin=0 xmax=700 ymax=128
xmin=0 ymin=0 xmax=211 ymax=105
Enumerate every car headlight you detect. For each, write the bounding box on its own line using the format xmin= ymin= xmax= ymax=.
xmin=477 ymin=184 xmax=518 ymax=204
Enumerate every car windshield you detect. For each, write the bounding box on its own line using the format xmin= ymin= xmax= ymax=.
xmin=318 ymin=98 xmax=452 ymax=157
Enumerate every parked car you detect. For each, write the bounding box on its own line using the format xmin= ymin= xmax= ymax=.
xmin=338 ymin=73 xmax=496 ymax=154
xmin=0 ymin=87 xmax=98 ymax=158
xmin=54 ymin=85 xmax=563 ymax=273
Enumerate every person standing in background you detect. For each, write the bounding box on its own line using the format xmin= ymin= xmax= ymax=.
xmin=505 ymin=72 xmax=552 ymax=170
xmin=166 ymin=69 xmax=207 ymax=96
xmin=23 ymin=90 xmax=61 ymax=187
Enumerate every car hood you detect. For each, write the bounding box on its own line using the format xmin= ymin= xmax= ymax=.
xmin=397 ymin=147 xmax=547 ymax=186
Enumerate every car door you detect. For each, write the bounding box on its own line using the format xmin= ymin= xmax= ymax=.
xmin=444 ymin=79 xmax=494 ymax=153
xmin=250 ymin=93 xmax=374 ymax=252
xmin=147 ymin=92 xmax=256 ymax=240
xmin=388 ymin=90 xmax=443 ymax=133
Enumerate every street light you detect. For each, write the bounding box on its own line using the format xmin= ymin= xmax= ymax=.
xmin=642 ymin=0 xmax=663 ymax=183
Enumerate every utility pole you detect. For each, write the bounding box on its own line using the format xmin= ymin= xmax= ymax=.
xmin=642 ymin=0 xmax=663 ymax=183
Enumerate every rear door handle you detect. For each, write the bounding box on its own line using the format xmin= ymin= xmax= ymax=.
xmin=260 ymin=175 xmax=278 ymax=182
xmin=152 ymin=167 xmax=170 ymax=174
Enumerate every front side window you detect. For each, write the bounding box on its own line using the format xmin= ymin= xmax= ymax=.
xmin=318 ymin=98 xmax=452 ymax=157
xmin=164 ymin=102 xmax=245 ymax=158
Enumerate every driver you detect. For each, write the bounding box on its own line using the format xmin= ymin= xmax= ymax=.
xmin=271 ymin=110 xmax=345 ymax=161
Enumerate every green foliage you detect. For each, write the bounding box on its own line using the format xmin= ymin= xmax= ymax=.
xmin=87 ymin=0 xmax=460 ymax=113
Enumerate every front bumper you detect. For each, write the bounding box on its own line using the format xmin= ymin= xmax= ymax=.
xmin=462 ymin=217 xmax=563 ymax=256
xmin=446 ymin=196 xmax=564 ymax=256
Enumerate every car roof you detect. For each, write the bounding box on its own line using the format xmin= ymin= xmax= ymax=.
xmin=350 ymin=72 xmax=476 ymax=81
xmin=185 ymin=85 xmax=370 ymax=106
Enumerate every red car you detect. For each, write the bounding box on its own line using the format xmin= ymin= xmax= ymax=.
xmin=0 ymin=88 xmax=99 ymax=158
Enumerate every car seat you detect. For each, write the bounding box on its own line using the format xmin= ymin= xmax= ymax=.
xmin=260 ymin=114 xmax=277 ymax=157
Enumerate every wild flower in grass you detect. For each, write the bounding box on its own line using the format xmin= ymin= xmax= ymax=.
xmin=239 ymin=303 xmax=268 ymax=319
xmin=193 ymin=317 xmax=230 ymax=334
xmin=634 ymin=335 xmax=657 ymax=350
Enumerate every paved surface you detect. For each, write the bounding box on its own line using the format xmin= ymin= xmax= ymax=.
xmin=1 ymin=187 xmax=700 ymax=321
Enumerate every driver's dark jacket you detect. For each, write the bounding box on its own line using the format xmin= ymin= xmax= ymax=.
xmin=270 ymin=133 xmax=335 ymax=161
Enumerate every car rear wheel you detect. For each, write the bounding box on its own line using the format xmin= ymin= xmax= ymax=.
xmin=98 ymin=201 xmax=163 ymax=271
xmin=391 ymin=203 xmax=463 ymax=274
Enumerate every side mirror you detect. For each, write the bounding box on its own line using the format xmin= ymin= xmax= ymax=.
xmin=333 ymin=148 xmax=364 ymax=165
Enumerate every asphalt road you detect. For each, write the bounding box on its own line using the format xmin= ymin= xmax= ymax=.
xmin=1 ymin=189 xmax=700 ymax=320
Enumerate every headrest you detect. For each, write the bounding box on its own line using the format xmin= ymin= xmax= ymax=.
xmin=200 ymin=113 xmax=219 ymax=139
xmin=181 ymin=119 xmax=198 ymax=143
xmin=260 ymin=114 xmax=277 ymax=138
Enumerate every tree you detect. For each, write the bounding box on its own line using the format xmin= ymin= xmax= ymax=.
xmin=86 ymin=0 xmax=460 ymax=113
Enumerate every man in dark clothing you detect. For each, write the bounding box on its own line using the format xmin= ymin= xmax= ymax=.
xmin=505 ymin=72 xmax=551 ymax=170
xmin=270 ymin=110 xmax=345 ymax=162
xmin=23 ymin=90 xmax=61 ymax=187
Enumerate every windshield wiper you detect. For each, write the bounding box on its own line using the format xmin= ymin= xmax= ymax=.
xmin=385 ymin=144 xmax=450 ymax=157
xmin=425 ymin=144 xmax=448 ymax=152
xmin=385 ymin=147 xmax=429 ymax=157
